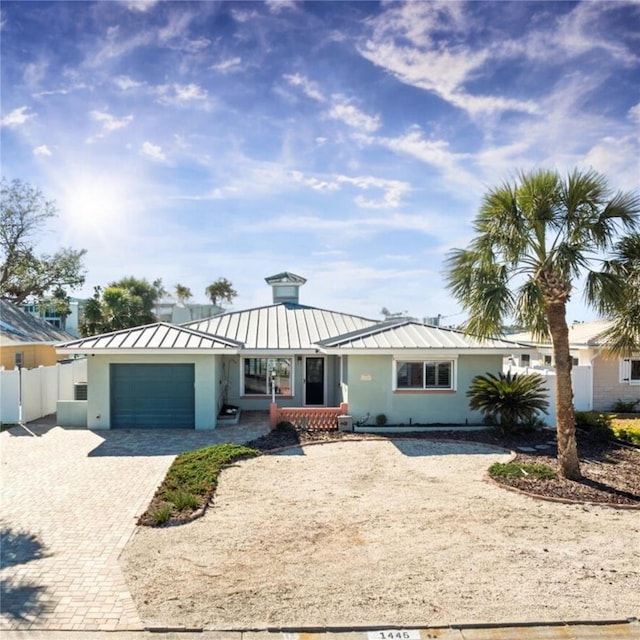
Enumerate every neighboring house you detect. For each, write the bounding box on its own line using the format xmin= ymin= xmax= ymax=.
xmin=507 ymin=321 xmax=640 ymax=412
xmin=1 ymin=300 xmax=76 ymax=369
xmin=23 ymin=298 xmax=83 ymax=337
xmin=155 ymin=301 xmax=223 ymax=324
xmin=55 ymin=272 xmax=528 ymax=430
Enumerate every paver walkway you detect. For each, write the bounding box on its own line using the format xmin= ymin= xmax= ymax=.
xmin=0 ymin=418 xmax=269 ymax=632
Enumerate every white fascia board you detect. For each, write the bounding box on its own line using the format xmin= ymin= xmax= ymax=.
xmin=55 ymin=348 xmax=238 ymax=356
xmin=319 ymin=347 xmax=529 ymax=356
xmin=240 ymin=349 xmax=319 ymax=356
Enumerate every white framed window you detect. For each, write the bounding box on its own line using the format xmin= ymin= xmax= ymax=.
xmin=620 ymin=358 xmax=640 ymax=385
xmin=242 ymin=357 xmax=293 ymax=396
xmin=394 ymin=359 xmax=457 ymax=391
xmin=520 ymin=354 xmax=531 ymax=366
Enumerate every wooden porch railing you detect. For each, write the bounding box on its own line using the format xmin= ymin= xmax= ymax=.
xmin=269 ymin=403 xmax=348 ymax=431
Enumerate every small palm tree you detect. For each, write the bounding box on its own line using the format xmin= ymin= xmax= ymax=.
xmin=446 ymin=168 xmax=639 ymax=479
xmin=467 ymin=372 xmax=549 ymax=435
xmin=174 ymin=284 xmax=193 ymax=305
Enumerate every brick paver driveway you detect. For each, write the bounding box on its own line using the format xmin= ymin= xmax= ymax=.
xmin=0 ymin=419 xmax=269 ymax=632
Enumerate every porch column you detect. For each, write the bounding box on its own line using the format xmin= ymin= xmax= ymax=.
xmin=269 ymin=402 xmax=279 ymax=430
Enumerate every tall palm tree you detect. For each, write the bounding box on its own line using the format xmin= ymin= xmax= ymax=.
xmin=446 ymin=169 xmax=639 ymax=479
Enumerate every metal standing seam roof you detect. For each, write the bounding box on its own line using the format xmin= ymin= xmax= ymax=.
xmin=56 ymin=322 xmax=243 ymax=352
xmin=318 ymin=320 xmax=531 ymax=352
xmin=185 ymin=303 xmax=379 ymax=350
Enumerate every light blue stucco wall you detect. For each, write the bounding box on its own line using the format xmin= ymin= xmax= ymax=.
xmin=86 ymin=354 xmax=219 ymax=430
xmin=345 ymin=353 xmax=504 ymax=425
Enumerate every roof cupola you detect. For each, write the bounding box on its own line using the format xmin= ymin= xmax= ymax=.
xmin=265 ymin=272 xmax=306 ymax=304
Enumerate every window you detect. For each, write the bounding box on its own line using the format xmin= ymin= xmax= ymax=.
xmin=620 ymin=358 xmax=640 ymax=385
xmin=520 ymin=354 xmax=531 ymax=366
xmin=395 ymin=360 xmax=455 ymax=391
xmin=543 ymin=355 xmax=552 ymax=366
xmin=243 ymin=358 xmax=292 ymax=395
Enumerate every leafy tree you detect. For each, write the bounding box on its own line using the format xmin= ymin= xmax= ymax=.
xmin=446 ymin=168 xmax=639 ymax=479
xmin=38 ymin=286 xmax=72 ymax=330
xmin=0 ymin=178 xmax=87 ymax=304
xmin=205 ymin=277 xmax=237 ymax=307
xmin=79 ymin=277 xmax=164 ymax=336
xmin=467 ymin=372 xmax=549 ymax=435
xmin=174 ymin=283 xmax=193 ymax=304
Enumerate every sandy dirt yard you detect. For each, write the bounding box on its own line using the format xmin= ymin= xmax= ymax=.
xmin=121 ymin=439 xmax=640 ymax=629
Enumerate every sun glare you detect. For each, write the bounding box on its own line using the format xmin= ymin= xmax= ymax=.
xmin=59 ymin=174 xmax=131 ymax=241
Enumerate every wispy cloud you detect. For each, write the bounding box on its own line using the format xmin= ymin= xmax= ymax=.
xmin=155 ymin=83 xmax=212 ymax=109
xmin=211 ymin=57 xmax=243 ymax=74
xmin=1 ymin=106 xmax=36 ymax=127
xmin=123 ymin=0 xmax=159 ymax=13
xmin=90 ymin=110 xmax=134 ymax=134
xmin=113 ymin=75 xmax=143 ymax=90
xmin=328 ymin=98 xmax=380 ymax=132
xmin=141 ymin=141 xmax=167 ymax=162
xmin=266 ymin=0 xmax=298 ymax=14
xmin=284 ymin=72 xmax=325 ymax=102
xmin=33 ymin=145 xmax=52 ymax=157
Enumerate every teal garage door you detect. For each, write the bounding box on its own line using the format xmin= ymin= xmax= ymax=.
xmin=110 ymin=364 xmax=195 ymax=429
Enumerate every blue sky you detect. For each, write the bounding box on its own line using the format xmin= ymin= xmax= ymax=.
xmin=2 ymin=0 xmax=639 ymax=324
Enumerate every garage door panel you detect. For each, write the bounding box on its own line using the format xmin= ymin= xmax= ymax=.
xmin=111 ymin=364 xmax=195 ymax=429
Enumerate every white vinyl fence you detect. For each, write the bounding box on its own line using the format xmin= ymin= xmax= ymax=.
xmin=0 ymin=359 xmax=87 ymax=424
xmin=505 ymin=364 xmax=593 ymax=425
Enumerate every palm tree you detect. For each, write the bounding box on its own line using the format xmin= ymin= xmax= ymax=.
xmin=205 ymin=277 xmax=237 ymax=308
xmin=174 ymin=284 xmax=193 ymax=305
xmin=446 ymin=169 xmax=639 ymax=479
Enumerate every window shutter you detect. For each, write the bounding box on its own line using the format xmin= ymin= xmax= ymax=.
xmin=619 ymin=358 xmax=631 ymax=384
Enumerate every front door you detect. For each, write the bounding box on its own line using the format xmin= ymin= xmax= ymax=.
xmin=305 ymin=357 xmax=325 ymax=405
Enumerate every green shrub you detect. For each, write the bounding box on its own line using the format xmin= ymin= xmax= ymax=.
xmin=574 ymin=411 xmax=614 ymax=443
xmin=467 ymin=372 xmax=549 ymax=436
xmin=149 ymin=504 xmax=172 ymax=525
xmin=275 ymin=421 xmax=296 ymax=432
xmin=375 ymin=413 xmax=388 ymax=426
xmin=611 ymin=398 xmax=640 ymax=413
xmin=574 ymin=411 xmax=612 ymax=430
xmin=613 ymin=426 xmax=640 ymax=446
xmin=165 ymin=490 xmax=200 ymax=511
xmin=489 ymin=461 xmax=556 ymax=480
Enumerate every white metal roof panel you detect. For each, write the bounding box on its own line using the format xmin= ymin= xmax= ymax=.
xmin=318 ymin=320 xmax=529 ymax=352
xmin=56 ymin=322 xmax=241 ymax=352
xmin=185 ymin=303 xmax=378 ymax=350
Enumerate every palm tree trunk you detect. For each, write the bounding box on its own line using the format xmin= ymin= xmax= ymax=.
xmin=547 ymin=302 xmax=581 ymax=480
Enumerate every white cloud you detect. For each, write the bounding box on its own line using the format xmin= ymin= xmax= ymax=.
xmin=266 ymin=0 xmax=298 ymax=13
xmin=283 ymin=73 xmax=325 ymax=102
xmin=628 ymin=103 xmax=640 ymax=125
xmin=156 ymin=83 xmax=212 ymax=109
xmin=33 ymin=145 xmax=52 ymax=157
xmin=211 ymin=57 xmax=243 ymax=74
xmin=1 ymin=106 xmax=36 ymax=127
xmin=521 ymin=2 xmax=639 ymax=67
xmin=328 ymin=98 xmax=380 ymax=132
xmin=290 ymin=170 xmax=409 ymax=208
xmin=336 ymin=175 xmax=409 ymax=209
xmin=290 ymin=171 xmax=339 ymax=191
xmin=90 ymin=110 xmax=134 ymax=133
xmin=113 ymin=75 xmax=142 ymax=90
xmin=124 ymin=0 xmax=159 ymax=12
xmin=358 ymin=3 xmax=539 ymax=119
xmin=141 ymin=141 xmax=167 ymax=162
